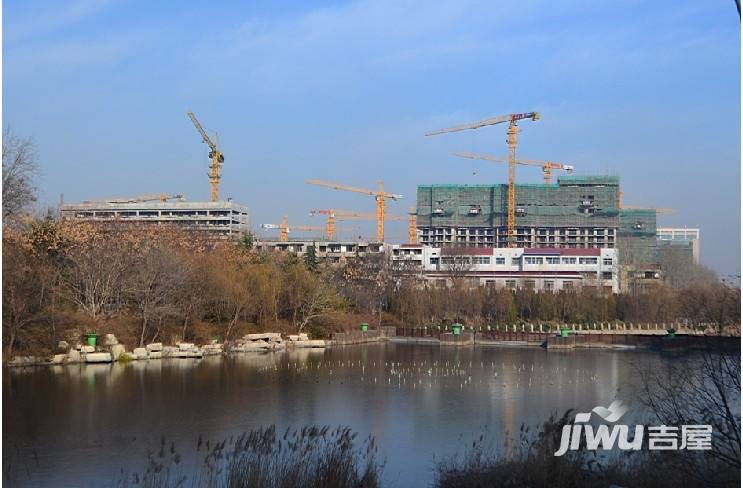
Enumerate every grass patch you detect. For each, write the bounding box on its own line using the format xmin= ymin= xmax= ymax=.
xmin=122 ymin=425 xmax=382 ymax=488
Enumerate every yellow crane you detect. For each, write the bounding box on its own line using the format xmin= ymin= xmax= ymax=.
xmin=453 ymin=151 xmax=574 ymax=184
xmin=305 ymin=180 xmax=403 ymax=242
xmin=622 ymin=205 xmax=677 ymax=214
xmin=93 ymin=193 xmax=185 ymax=204
xmin=408 ymin=206 xmax=418 ymax=245
xmin=309 ymin=208 xmax=405 ymax=241
xmin=187 ymin=110 xmax=224 ymax=202
xmin=262 ymin=215 xmax=354 ymax=242
xmin=426 ymin=112 xmax=540 ymax=247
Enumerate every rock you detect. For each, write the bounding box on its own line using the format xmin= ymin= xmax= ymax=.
xmin=133 ymin=347 xmax=148 ymax=359
xmin=51 ymin=354 xmax=67 ymax=364
xmin=67 ymin=349 xmax=81 ymax=363
xmin=162 ymin=346 xmax=178 ymax=357
xmin=85 ymin=352 xmax=112 ymax=363
xmin=177 ymin=343 xmax=195 ymax=351
xmin=81 ymin=345 xmax=95 ymax=353
xmin=148 ymin=351 xmax=163 ymax=359
xmin=244 ymin=333 xmax=281 ymax=341
xmin=110 ymin=344 xmax=126 ymax=361
xmin=57 ymin=340 xmax=69 ymax=351
xmin=146 ymin=342 xmax=163 ymax=352
xmin=294 ymin=340 xmax=326 ymax=348
xmin=202 ymin=344 xmax=223 ymax=356
xmin=288 ymin=335 xmax=300 ymax=342
xmin=103 ymin=334 xmax=118 ymax=346
xmin=230 ymin=343 xmax=268 ymax=353
xmin=298 ymin=333 xmax=309 ymax=341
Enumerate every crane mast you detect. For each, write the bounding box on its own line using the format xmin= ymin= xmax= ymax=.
xmin=187 ymin=110 xmax=224 ymax=202
xmin=309 ymin=208 xmax=405 ymax=241
xmin=427 ymin=112 xmax=540 ymax=247
xmin=262 ymin=215 xmax=354 ymax=241
xmin=408 ymin=207 xmax=417 ymax=245
xmin=305 ymin=179 xmax=402 ymax=242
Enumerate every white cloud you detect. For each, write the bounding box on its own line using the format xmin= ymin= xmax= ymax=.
xmin=5 ymin=0 xmax=115 ymax=43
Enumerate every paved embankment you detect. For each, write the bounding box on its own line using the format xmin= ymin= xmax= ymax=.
xmin=378 ymin=327 xmax=740 ymax=351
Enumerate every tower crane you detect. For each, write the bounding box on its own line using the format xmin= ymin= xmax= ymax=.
xmin=261 ymin=215 xmax=353 ymax=242
xmin=426 ymin=112 xmax=540 ymax=247
xmin=408 ymin=206 xmax=418 ymax=245
xmin=305 ymin=180 xmax=402 ymax=242
xmin=187 ymin=110 xmax=224 ymax=202
xmin=89 ymin=193 xmax=185 ymax=204
xmin=453 ymin=151 xmax=574 ymax=184
xmin=309 ymin=208 xmax=405 ymax=241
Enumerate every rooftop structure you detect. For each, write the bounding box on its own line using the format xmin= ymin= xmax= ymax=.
xmin=60 ymin=199 xmax=250 ymax=238
xmin=657 ymin=227 xmax=700 ymax=264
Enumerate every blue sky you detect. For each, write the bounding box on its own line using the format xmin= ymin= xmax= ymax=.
xmin=3 ymin=0 xmax=740 ymax=275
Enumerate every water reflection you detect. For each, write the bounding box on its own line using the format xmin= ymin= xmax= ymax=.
xmin=4 ymin=344 xmax=662 ymax=487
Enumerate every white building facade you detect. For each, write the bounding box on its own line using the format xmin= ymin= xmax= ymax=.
xmin=391 ymin=245 xmax=618 ymax=293
xmin=60 ymin=200 xmax=250 ymax=238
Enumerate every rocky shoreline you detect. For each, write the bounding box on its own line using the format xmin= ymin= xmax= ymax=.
xmin=6 ymin=332 xmax=328 ymax=368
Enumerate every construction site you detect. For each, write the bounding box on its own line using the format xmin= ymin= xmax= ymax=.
xmin=58 ymin=110 xmax=698 ymax=293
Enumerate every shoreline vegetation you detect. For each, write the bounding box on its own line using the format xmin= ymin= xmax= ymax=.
xmin=3 ymin=218 xmax=740 ymax=362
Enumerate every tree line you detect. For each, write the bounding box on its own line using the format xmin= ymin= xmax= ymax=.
xmin=3 ymin=217 xmax=740 ymax=358
xmin=1 ymin=128 xmax=740 ymax=358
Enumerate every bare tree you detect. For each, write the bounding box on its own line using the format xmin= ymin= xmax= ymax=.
xmin=127 ymin=244 xmax=185 ymax=346
xmin=2 ymin=128 xmax=39 ymax=220
xmin=638 ymin=350 xmax=740 ymax=487
xmin=61 ymin=239 xmax=131 ymax=320
xmin=2 ymin=240 xmax=44 ymax=357
xmin=296 ymin=281 xmax=338 ymax=332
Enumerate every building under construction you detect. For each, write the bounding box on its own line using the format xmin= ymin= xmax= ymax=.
xmin=60 ymin=197 xmax=250 ymax=238
xmin=416 ymin=175 xmax=658 ymax=272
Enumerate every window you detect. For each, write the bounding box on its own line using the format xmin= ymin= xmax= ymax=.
xmin=602 ymin=271 xmax=613 ymax=280
xmin=546 ymin=257 xmax=560 ymax=264
xmin=486 ymin=280 xmax=496 ymax=288
xmin=525 ymin=257 xmax=543 ymax=265
xmin=603 ymin=258 xmax=613 ymax=266
xmin=524 ymin=280 xmax=536 ymax=289
xmin=561 ymin=257 xmax=577 ymax=265
xmin=579 ymin=257 xmax=598 ymax=265
xmin=429 ymin=257 xmax=440 ymax=265
xmin=506 ymin=280 xmax=517 ymax=290
xmin=544 ymin=280 xmax=554 ymax=291
xmin=511 ymin=258 xmax=520 ymax=266
xmin=563 ymin=281 xmax=574 ymax=290
xmin=473 ymin=257 xmax=491 ymax=265
xmin=495 ymin=257 xmax=505 ymax=265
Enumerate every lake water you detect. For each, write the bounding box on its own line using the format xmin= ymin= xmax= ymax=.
xmin=3 ymin=343 xmax=671 ymax=487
